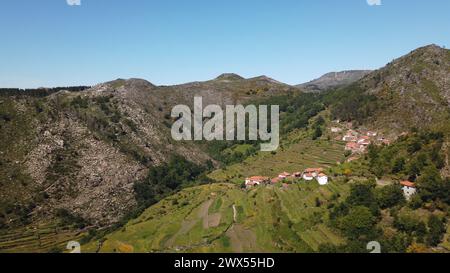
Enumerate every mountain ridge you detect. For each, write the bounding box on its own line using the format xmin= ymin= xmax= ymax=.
xmin=297 ymin=70 xmax=372 ymax=93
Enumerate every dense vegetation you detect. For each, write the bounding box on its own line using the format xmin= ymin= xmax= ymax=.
xmin=0 ymin=87 xmax=90 ymax=98
xmin=323 ymin=84 xmax=380 ymax=124
xmin=366 ymin=131 xmax=449 ymax=205
xmin=134 ymin=155 xmax=212 ymax=210
xmin=319 ymin=130 xmax=449 ymax=253
xmin=321 ymin=179 xmax=448 ymax=253
xmin=205 ymin=92 xmax=325 ymax=164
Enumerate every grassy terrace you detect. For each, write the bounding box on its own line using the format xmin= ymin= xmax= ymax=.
xmin=83 ymin=181 xmax=349 ymax=253
xmin=208 ymin=137 xmax=345 ymax=184
xmin=0 ymin=223 xmax=83 ymax=253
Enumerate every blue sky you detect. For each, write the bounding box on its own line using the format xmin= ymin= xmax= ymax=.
xmin=1 ymin=0 xmax=449 ymax=88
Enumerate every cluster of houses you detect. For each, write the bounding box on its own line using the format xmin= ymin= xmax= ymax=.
xmin=330 ymin=126 xmax=391 ymax=155
xmin=342 ymin=130 xmax=375 ymax=153
xmin=245 ymin=168 xmax=329 ymax=189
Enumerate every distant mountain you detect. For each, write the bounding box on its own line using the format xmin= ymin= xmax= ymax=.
xmin=297 ymin=70 xmax=372 ymax=92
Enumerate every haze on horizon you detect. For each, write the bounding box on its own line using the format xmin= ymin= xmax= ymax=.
xmin=0 ymin=0 xmax=449 ymax=88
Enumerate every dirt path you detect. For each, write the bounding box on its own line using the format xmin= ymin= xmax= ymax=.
xmin=376 ymin=178 xmax=393 ymax=187
xmin=232 ymin=205 xmax=237 ymax=223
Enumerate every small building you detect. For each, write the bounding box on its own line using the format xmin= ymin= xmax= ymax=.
xmin=317 ymin=173 xmax=329 ymax=185
xmin=304 ymin=168 xmax=323 ymax=177
xmin=331 ymin=127 xmax=343 ymax=133
xmin=345 ymin=142 xmax=363 ymax=153
xmin=357 ymin=136 xmax=370 ymax=143
xmin=367 ymin=131 xmax=378 ymax=137
xmin=358 ymin=138 xmax=371 ymax=146
xmin=278 ymin=172 xmax=291 ymax=179
xmin=245 ymin=176 xmax=269 ymax=188
xmin=343 ymin=135 xmax=358 ymax=142
xmin=303 ymin=173 xmax=314 ymax=181
xmin=400 ymin=181 xmax=417 ymax=200
xmin=271 ymin=177 xmax=282 ymax=184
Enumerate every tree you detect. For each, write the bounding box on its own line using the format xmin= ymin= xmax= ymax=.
xmin=346 ymin=182 xmax=380 ymax=215
xmin=392 ymin=157 xmax=406 ymax=173
xmin=376 ymin=184 xmax=405 ymax=209
xmin=426 ymin=215 xmax=446 ymax=247
xmin=417 ymin=166 xmax=445 ymax=202
xmin=340 ymin=206 xmax=377 ymax=240
xmin=312 ymin=126 xmax=323 ymax=140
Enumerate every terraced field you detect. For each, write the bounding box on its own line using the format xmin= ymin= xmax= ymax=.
xmin=208 ymin=137 xmax=345 ymax=184
xmin=0 ymin=223 xmax=83 ymax=253
xmin=83 ymin=180 xmax=349 ymax=253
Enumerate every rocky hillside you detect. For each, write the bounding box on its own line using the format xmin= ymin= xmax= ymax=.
xmin=297 ymin=70 xmax=372 ymax=93
xmin=327 ymin=45 xmax=450 ymax=133
xmin=0 ymin=75 xmax=300 ymax=229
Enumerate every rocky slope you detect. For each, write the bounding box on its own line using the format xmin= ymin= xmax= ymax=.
xmin=297 ymin=70 xmax=372 ymax=92
xmin=359 ymin=45 xmax=450 ymax=133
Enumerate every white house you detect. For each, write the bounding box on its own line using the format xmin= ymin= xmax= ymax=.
xmin=303 ymin=168 xmax=323 ymax=177
xmin=400 ymin=181 xmax=417 ymax=200
xmin=303 ymin=173 xmax=314 ymax=181
xmin=245 ymin=176 xmax=269 ymax=188
xmin=331 ymin=127 xmax=343 ymax=133
xmin=317 ymin=173 xmax=329 ymax=185
xmin=357 ymin=136 xmax=370 ymax=144
xmin=278 ymin=172 xmax=291 ymax=179
xmin=343 ymin=135 xmax=358 ymax=142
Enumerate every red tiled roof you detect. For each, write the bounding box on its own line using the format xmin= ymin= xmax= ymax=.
xmin=247 ymin=176 xmax=269 ymax=182
xmin=346 ymin=142 xmax=360 ymax=149
xmin=400 ymin=181 xmax=416 ymax=188
xmin=271 ymin=177 xmax=281 ymax=183
xmin=304 ymin=168 xmax=323 ymax=173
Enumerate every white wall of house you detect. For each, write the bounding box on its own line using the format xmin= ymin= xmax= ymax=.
xmin=303 ymin=175 xmax=314 ymax=181
xmin=402 ymin=186 xmax=417 ymax=200
xmin=317 ymin=176 xmax=329 ymax=185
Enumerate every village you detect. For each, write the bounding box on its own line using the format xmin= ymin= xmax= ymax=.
xmin=244 ymin=167 xmax=329 ymax=189
xmin=244 ymin=123 xmax=418 ymax=200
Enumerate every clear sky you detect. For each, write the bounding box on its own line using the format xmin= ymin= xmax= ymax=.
xmin=1 ymin=0 xmax=449 ymax=88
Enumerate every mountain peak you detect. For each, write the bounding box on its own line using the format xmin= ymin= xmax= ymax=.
xmin=249 ymin=75 xmax=285 ymax=85
xmin=104 ymin=78 xmax=155 ymax=89
xmin=399 ymin=44 xmax=449 ymax=62
xmin=215 ymin=73 xmax=245 ymax=81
